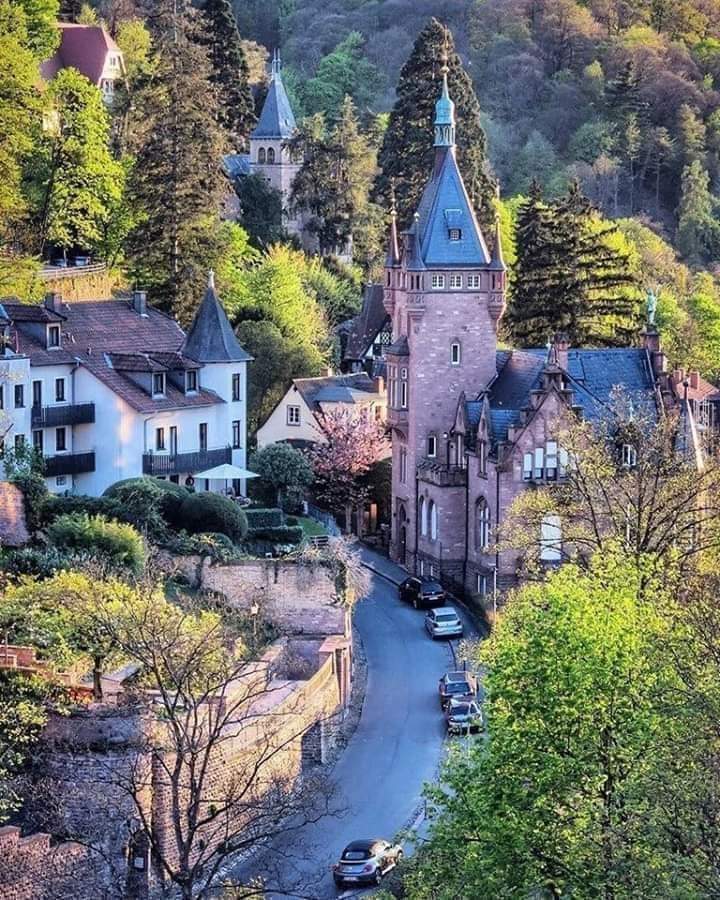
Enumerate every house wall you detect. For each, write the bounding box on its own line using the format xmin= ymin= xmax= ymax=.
xmin=256 ymin=385 xmax=319 ymax=448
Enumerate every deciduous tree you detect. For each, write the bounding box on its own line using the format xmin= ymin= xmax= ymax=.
xmin=250 ymin=442 xmax=313 ymax=509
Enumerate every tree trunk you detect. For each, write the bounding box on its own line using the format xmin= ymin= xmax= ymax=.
xmin=93 ymin=655 xmax=103 ymax=701
xmin=344 ymin=502 xmax=352 ymax=534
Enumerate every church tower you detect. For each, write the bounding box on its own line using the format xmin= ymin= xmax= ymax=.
xmin=249 ymin=51 xmax=303 ymax=236
xmin=384 ymin=58 xmax=506 ymax=576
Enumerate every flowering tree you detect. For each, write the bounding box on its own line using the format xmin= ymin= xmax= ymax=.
xmin=309 ymin=408 xmax=389 ymax=532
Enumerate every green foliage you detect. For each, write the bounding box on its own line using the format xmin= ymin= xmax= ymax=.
xmin=200 ymin=0 xmax=256 ymax=150
xmin=30 ymin=68 xmax=125 ymax=256
xmin=677 ymin=160 xmax=718 ymax=264
xmin=0 ymin=545 xmax=68 ymax=579
xmin=179 ymin=492 xmax=249 ymax=541
xmin=407 ymin=553 xmax=688 ymax=899
xmin=249 ymin=443 xmax=314 ymax=508
xmin=374 ymin=18 xmax=496 ymax=232
xmin=14 ymin=0 xmax=59 ymax=60
xmin=290 ymin=96 xmax=382 ymax=260
xmin=244 ymin=507 xmax=284 ymax=529
xmin=103 ymin=476 xmax=190 ymax=531
xmin=41 ymin=491 xmax=121 ymax=527
xmin=2 ymin=444 xmax=48 ymax=533
xmin=506 ymin=182 xmax=641 ymax=347
xmin=126 ymin=0 xmax=226 ymax=323
xmin=247 ymin=524 xmax=303 ymax=544
xmin=115 ymin=18 xmax=155 ymax=85
xmin=296 ymin=31 xmax=383 ymax=120
xmin=47 ymin=513 xmax=147 ymax=574
xmin=234 ymin=173 xmax=286 ymax=248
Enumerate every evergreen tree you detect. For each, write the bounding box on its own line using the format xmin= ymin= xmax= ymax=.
xmin=373 ymin=18 xmax=496 ymax=231
xmin=126 ymin=0 xmax=225 ymax=323
xmin=200 ymin=0 xmax=256 ymax=150
xmin=506 ymin=182 xmax=640 ymax=347
xmin=290 ymin=96 xmax=380 ymax=257
xmin=30 ymin=68 xmax=125 ymax=258
xmin=676 ymin=159 xmax=717 ymax=264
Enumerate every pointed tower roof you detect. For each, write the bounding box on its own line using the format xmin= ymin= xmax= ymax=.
xmin=182 ymin=271 xmax=252 ymax=364
xmin=251 ymin=50 xmax=297 ymax=140
xmin=385 ymin=184 xmax=401 ymax=267
xmin=411 ymin=53 xmax=490 ymax=268
xmin=489 ymin=217 xmax=506 ymax=271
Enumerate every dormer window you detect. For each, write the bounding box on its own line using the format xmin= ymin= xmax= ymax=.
xmin=152 ymin=373 xmax=166 ymax=396
xmin=48 ymin=325 xmax=60 ymax=348
xmin=186 ymin=370 xmax=198 ymax=393
xmin=449 ymin=228 xmax=461 ymax=241
xmin=449 ymin=274 xmax=462 ymax=289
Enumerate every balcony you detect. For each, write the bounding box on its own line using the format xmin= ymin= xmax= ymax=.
xmin=32 ymin=403 xmax=95 ymax=429
xmin=44 ymin=452 xmax=96 ymax=477
xmin=387 ymin=406 xmax=408 ymax=428
xmin=417 ymin=461 xmax=467 ymax=487
xmin=142 ymin=445 xmax=231 ymax=477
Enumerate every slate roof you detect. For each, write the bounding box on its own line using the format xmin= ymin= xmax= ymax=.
xmin=294 ymin=373 xmax=381 ymax=411
xmin=223 ymin=154 xmax=252 ymax=179
xmin=181 ymin=280 xmax=252 ymax=364
xmin=386 ymin=336 xmax=409 ymax=357
xmin=483 ymin=347 xmax=658 ymax=444
xmin=342 ymin=284 xmax=389 ymax=361
xmin=251 ymin=65 xmax=296 ymax=139
xmin=41 ymin=24 xmax=122 ymax=86
xmin=3 ymin=302 xmax=65 ymax=323
xmin=414 ymin=150 xmax=491 ymax=268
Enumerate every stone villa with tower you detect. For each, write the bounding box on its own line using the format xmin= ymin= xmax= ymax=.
xmin=384 ymin=65 xmax=719 ymax=606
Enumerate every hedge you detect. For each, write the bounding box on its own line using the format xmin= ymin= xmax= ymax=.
xmin=41 ymin=494 xmax=122 ymax=527
xmin=179 ymin=492 xmax=248 ymax=542
xmin=247 ymin=525 xmax=303 ymax=545
xmin=104 ymin=477 xmax=190 ymax=528
xmin=47 ymin=513 xmax=146 ymax=574
xmin=245 ymin=508 xmax=283 ymax=529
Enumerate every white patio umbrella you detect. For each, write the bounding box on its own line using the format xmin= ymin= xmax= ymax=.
xmin=192 ymin=462 xmax=258 ymax=495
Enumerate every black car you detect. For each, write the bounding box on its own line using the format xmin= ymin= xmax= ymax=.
xmin=332 ymin=838 xmax=403 ymax=887
xmin=399 ymin=577 xmax=446 ymax=610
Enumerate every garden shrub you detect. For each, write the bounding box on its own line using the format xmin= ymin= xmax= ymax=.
xmin=0 ymin=547 xmax=69 ymax=579
xmin=285 ymin=516 xmax=299 ymax=526
xmin=104 ymin=477 xmax=190 ymax=530
xmin=47 ymin=513 xmax=146 ymax=574
xmin=247 ymin=525 xmax=303 ymax=544
xmin=179 ymin=493 xmax=248 ymax=542
xmin=245 ymin=508 xmax=283 ymax=529
xmin=41 ymin=494 xmax=122 ymax=527
xmin=12 ymin=473 xmax=49 ymax=534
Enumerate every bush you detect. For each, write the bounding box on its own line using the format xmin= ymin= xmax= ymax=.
xmin=47 ymin=513 xmax=147 ymax=574
xmin=245 ymin=508 xmax=284 ymax=529
xmin=41 ymin=494 xmax=122 ymax=527
xmin=285 ymin=515 xmax=299 ymax=526
xmin=103 ymin=477 xmax=190 ymax=530
xmin=179 ymin=493 xmax=248 ymax=542
xmin=12 ymin=473 xmax=49 ymax=534
xmin=247 ymin=525 xmax=303 ymax=544
xmin=0 ymin=547 xmax=69 ymax=579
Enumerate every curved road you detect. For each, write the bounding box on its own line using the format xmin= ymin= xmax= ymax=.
xmin=238 ymin=554 xmax=478 ymax=899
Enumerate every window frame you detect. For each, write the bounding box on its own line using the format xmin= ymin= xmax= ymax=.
xmin=232 ymin=420 xmax=242 ymax=449
xmin=476 ymin=498 xmax=491 ymax=552
xmin=186 ymin=370 xmax=198 ymax=393
xmin=231 ymin=372 xmax=241 ymax=402
xmin=451 ymin=342 xmax=461 ymax=365
xmin=55 ymin=378 xmax=65 ymax=402
xmin=622 ymin=443 xmax=638 ymax=468
xmin=448 ymin=228 xmax=462 ymax=242
xmin=14 ymin=384 xmax=24 ymax=409
xmin=55 ymin=426 xmax=67 ymax=452
xmin=430 ymin=274 xmax=445 ymax=290
xmin=152 ymin=372 xmax=166 ymax=397
xmin=427 ymin=434 xmax=437 ymax=458
xmin=287 ymin=405 xmax=301 ymax=426
xmin=198 ymin=422 xmax=208 ymax=451
xmin=429 ymin=500 xmax=438 ymax=541
xmin=47 ymin=324 xmax=61 ymax=348
xmin=467 ymin=274 xmax=481 ymax=289
xmin=155 ymin=427 xmax=166 ymax=451
xmin=449 ymin=273 xmax=463 ymax=289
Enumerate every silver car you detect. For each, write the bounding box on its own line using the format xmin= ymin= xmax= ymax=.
xmin=425 ymin=607 xmax=463 ymax=639
xmin=445 ymin=698 xmax=484 ymax=734
xmin=332 ymin=839 xmax=403 ymax=887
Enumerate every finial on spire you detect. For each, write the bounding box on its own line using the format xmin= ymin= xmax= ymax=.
xmin=386 ymin=180 xmax=401 ymax=267
xmin=208 ymin=269 xmax=215 ymax=290
xmin=433 ymin=32 xmax=455 ymax=150
xmin=272 ymin=49 xmax=281 ymax=76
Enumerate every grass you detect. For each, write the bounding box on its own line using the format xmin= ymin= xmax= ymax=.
xmin=296 ymin=516 xmax=327 ymax=538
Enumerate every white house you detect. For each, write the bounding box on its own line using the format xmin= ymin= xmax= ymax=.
xmin=256 ymin=372 xmax=386 ymax=449
xmin=0 ymin=275 xmax=250 ymax=496
xmin=41 ymin=24 xmax=126 ymax=104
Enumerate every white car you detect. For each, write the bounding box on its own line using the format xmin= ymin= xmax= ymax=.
xmin=425 ymin=607 xmax=463 ymax=639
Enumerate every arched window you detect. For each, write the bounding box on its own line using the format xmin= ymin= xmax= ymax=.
xmin=258 ymin=147 xmax=266 ymax=164
xmin=267 ymin=147 xmax=276 ymax=164
xmin=429 ymin=500 xmax=438 ymax=541
xmin=476 ymin=498 xmax=490 ymax=552
xmin=419 ymin=496 xmax=427 ymax=536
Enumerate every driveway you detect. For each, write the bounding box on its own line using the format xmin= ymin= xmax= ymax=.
xmin=234 ymin=550 xmax=479 ymax=899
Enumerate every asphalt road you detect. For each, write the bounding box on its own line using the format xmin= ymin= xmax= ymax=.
xmin=236 ymin=563 xmax=478 ymax=899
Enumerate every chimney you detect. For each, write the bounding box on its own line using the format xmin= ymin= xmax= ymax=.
xmin=642 ymin=327 xmax=661 ymax=354
xmin=552 ymin=332 xmax=569 ymax=370
xmin=689 ymin=371 xmax=700 ymax=390
xmin=132 ymin=290 xmax=147 ymax=316
xmin=44 ymin=292 xmax=62 ymax=313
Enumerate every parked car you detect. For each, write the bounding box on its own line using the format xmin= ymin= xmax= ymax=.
xmin=445 ymin=698 xmax=484 ymax=734
xmin=438 ymin=670 xmax=478 ymax=708
xmin=399 ymin=576 xmax=446 ymax=609
xmin=332 ymin=839 xmax=403 ymax=887
xmin=425 ymin=607 xmax=463 ymax=640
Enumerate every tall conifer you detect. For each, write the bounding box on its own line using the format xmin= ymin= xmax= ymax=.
xmin=373 ymin=18 xmax=495 ymax=230
xmin=126 ymin=0 xmax=225 ymax=323
xmin=506 ymin=182 xmax=640 ymax=347
xmin=200 ymin=0 xmax=256 ymax=150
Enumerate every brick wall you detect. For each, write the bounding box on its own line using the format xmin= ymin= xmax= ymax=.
xmin=0 ymin=482 xmax=29 ymax=547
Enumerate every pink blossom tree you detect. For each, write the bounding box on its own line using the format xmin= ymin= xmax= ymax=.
xmin=309 ymin=408 xmax=389 ymax=533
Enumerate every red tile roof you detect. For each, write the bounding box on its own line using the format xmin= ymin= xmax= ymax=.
xmin=41 ymin=24 xmax=123 ymax=86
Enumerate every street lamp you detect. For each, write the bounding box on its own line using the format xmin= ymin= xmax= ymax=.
xmin=249 ymin=600 xmax=260 ymax=646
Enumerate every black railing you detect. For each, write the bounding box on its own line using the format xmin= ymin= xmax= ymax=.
xmin=44 ymin=452 xmax=96 ymax=477
xmin=31 ymin=403 xmax=95 ymax=428
xmin=142 ymin=445 xmax=231 ymax=477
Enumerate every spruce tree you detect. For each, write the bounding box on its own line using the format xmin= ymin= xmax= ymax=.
xmin=126 ymin=0 xmax=225 ymax=323
xmin=506 ymin=182 xmax=640 ymax=348
xmin=200 ymin=0 xmax=256 ymax=151
xmin=373 ymin=18 xmax=495 ymax=231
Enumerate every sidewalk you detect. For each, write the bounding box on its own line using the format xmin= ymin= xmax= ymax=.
xmin=356 ymin=543 xmax=407 ymax=586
